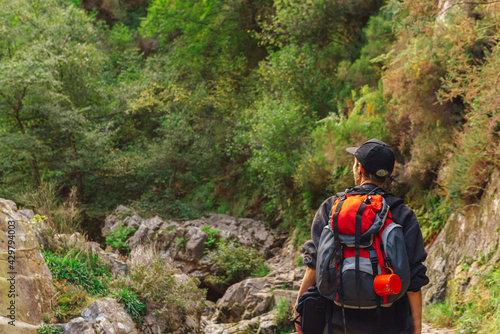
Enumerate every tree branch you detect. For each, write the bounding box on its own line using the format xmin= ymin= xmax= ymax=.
xmin=0 ymin=91 xmax=15 ymax=109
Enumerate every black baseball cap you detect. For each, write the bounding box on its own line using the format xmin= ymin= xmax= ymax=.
xmin=346 ymin=139 xmax=395 ymax=178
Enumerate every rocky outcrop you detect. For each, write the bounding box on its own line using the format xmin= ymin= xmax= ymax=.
xmin=423 ymin=170 xmax=500 ymax=304
xmin=103 ymin=208 xmax=282 ymax=255
xmin=203 ymin=312 xmax=276 ymax=334
xmin=60 ymin=298 xmax=138 ymax=334
xmin=102 ymin=208 xmax=287 ymax=294
xmin=0 ymin=199 xmax=55 ymax=334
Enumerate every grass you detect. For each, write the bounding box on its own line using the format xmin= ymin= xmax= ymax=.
xmin=43 ymin=248 xmax=112 ymax=296
xmin=424 ymin=266 xmax=500 ymax=334
xmin=112 ymin=287 xmax=146 ymax=323
xmin=274 ymin=298 xmax=294 ymax=333
xmin=37 ymin=324 xmax=63 ymax=334
xmin=105 ymin=225 xmax=137 ymax=254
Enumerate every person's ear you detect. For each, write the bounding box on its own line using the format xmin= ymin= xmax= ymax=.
xmin=359 ymin=166 xmax=364 ymax=175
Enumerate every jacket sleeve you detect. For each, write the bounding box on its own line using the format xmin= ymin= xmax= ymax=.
xmin=303 ymin=196 xmax=337 ymax=269
xmin=394 ymin=204 xmax=430 ymax=292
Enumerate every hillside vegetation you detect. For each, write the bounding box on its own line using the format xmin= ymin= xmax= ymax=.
xmin=0 ymin=0 xmax=498 ymax=245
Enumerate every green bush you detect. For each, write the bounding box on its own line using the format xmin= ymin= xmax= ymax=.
xmin=112 ymin=287 xmax=146 ymax=323
xmin=52 ymin=281 xmax=92 ymax=323
xmin=105 ymin=226 xmax=137 ymax=254
xmin=202 ymin=225 xmax=220 ymax=249
xmin=206 ymin=239 xmax=268 ymax=284
xmin=274 ymin=297 xmax=294 ymax=333
xmin=112 ymin=256 xmax=206 ymax=330
xmin=43 ymin=249 xmax=111 ymax=296
xmin=38 ymin=324 xmax=63 ymax=334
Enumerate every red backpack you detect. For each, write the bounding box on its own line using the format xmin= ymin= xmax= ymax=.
xmin=316 ymin=187 xmax=411 ymax=309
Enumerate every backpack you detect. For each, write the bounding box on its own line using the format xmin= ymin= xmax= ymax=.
xmin=293 ymin=286 xmax=327 ymax=334
xmin=316 ymin=187 xmax=411 ymax=309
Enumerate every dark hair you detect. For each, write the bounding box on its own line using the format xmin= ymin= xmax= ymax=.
xmin=363 ymin=170 xmax=387 ymax=185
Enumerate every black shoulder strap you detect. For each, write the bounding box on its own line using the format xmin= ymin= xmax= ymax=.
xmin=384 ymin=196 xmax=404 ymax=211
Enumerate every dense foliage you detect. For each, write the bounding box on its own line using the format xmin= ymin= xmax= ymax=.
xmin=1 ymin=0 xmax=498 ymax=245
xmin=43 ymin=248 xmax=111 ymax=295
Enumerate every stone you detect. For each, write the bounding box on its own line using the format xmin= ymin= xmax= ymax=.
xmin=183 ymin=226 xmax=208 ymax=261
xmin=19 ymin=209 xmax=35 ymax=221
xmin=102 ymin=206 xmax=145 ymax=236
xmin=102 ymin=252 xmax=128 ymax=276
xmin=213 ymin=238 xmax=304 ymax=324
xmin=216 ymin=277 xmax=273 ymax=323
xmin=127 ymin=223 xmax=149 ymax=250
xmin=0 ymin=199 xmax=55 ymax=333
xmin=257 ymin=320 xmax=277 ymax=334
xmin=423 ymin=170 xmax=500 ymax=304
xmin=272 ymin=289 xmax=297 ymax=309
xmin=63 ymin=317 xmax=96 ymax=334
xmin=76 ymin=298 xmax=138 ymax=334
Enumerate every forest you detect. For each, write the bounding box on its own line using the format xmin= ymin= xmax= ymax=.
xmin=1 ymin=0 xmax=499 ymax=272
xmin=1 ymin=0 xmax=500 ymax=333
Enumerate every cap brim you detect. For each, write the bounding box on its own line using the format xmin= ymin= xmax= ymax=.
xmin=346 ymin=146 xmax=358 ymax=155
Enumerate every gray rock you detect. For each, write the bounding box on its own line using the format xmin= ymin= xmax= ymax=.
xmin=102 ymin=252 xmax=128 ymax=276
xmin=102 ymin=206 xmax=146 ymax=237
xmin=127 ymin=223 xmax=149 ymax=250
xmin=184 ymin=226 xmax=208 ymax=261
xmin=423 ymin=170 xmax=500 ymax=304
xmin=123 ymin=214 xmax=143 ymax=230
xmin=19 ymin=209 xmax=35 ymax=220
xmin=216 ymin=278 xmax=273 ymax=322
xmin=213 ymin=239 xmax=303 ymax=324
xmin=64 ymin=317 xmax=96 ymax=334
xmin=257 ymin=320 xmax=277 ymax=334
xmin=77 ymin=298 xmax=138 ymax=334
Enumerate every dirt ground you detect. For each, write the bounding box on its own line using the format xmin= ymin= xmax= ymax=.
xmin=422 ymin=322 xmax=456 ymax=334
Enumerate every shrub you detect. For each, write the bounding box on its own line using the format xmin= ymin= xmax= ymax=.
xmin=111 ymin=244 xmax=206 ymax=330
xmin=202 ymin=225 xmax=220 ymax=249
xmin=38 ymin=324 xmax=63 ymax=334
xmin=105 ymin=225 xmax=137 ymax=254
xmin=112 ymin=287 xmax=146 ymax=323
xmin=52 ymin=281 xmax=91 ymax=323
xmin=43 ymin=249 xmax=111 ymax=296
xmin=206 ymin=239 xmax=268 ymax=284
xmin=310 ymin=85 xmax=391 ymax=195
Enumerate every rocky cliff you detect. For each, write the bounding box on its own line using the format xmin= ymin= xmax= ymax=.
xmin=0 ymin=199 xmax=55 ymax=334
xmin=423 ymin=170 xmax=500 ymax=304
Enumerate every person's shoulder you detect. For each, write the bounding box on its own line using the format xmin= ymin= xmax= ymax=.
xmin=315 ymin=193 xmax=343 ymax=217
xmin=320 ymin=192 xmax=344 ymax=207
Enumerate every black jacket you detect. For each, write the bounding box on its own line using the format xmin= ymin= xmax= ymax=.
xmin=302 ymin=184 xmax=430 ymax=334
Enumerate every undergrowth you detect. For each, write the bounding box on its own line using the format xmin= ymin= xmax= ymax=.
xmin=43 ymin=248 xmax=111 ymax=296
xmin=206 ymin=239 xmax=269 ymax=285
xmin=424 ymin=265 xmax=500 ymax=333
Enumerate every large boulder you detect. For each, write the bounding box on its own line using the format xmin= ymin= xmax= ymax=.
xmin=214 ymin=240 xmax=305 ymax=323
xmin=423 ymin=170 xmax=500 ymax=304
xmin=102 ymin=206 xmax=145 ymax=236
xmin=63 ymin=298 xmax=138 ymax=334
xmin=0 ymin=199 xmax=55 ymax=334
xmin=202 ymin=311 xmax=275 ymax=334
